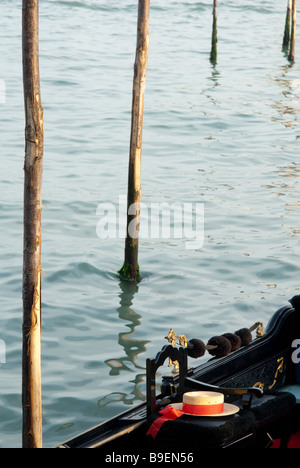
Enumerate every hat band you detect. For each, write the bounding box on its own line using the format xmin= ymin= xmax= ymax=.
xmin=183 ymin=402 xmax=224 ymax=415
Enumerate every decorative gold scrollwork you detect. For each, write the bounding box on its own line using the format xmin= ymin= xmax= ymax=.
xmin=256 ymin=322 xmax=266 ymax=338
xmin=164 ymin=322 xmax=266 ymax=374
xmin=253 ymin=382 xmax=265 ymax=390
xmin=165 ymin=329 xmax=188 ymax=348
xmin=164 ymin=329 xmax=189 ymax=372
xmin=165 ymin=329 xmax=178 ymax=348
xmin=268 ymin=357 xmax=284 ymax=390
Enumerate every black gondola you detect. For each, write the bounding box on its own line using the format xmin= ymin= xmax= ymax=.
xmin=57 ymin=296 xmax=300 ymax=452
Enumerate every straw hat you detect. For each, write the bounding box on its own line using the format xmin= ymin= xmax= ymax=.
xmin=171 ymin=391 xmax=240 ymax=417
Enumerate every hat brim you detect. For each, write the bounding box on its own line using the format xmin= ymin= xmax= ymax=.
xmin=170 ymin=402 xmax=240 ymax=417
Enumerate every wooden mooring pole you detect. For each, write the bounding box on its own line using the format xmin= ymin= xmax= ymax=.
xmin=119 ymin=0 xmax=150 ymax=281
xmin=289 ymin=0 xmax=297 ymax=61
xmin=22 ymin=0 xmax=44 ymax=448
xmin=210 ymin=0 xmax=218 ymax=64
xmin=283 ymin=0 xmax=292 ymax=46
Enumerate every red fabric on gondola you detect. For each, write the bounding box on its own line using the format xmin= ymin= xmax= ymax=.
xmin=271 ymin=432 xmax=300 ymax=448
xmin=287 ymin=432 xmax=300 ymax=448
xmin=146 ymin=406 xmax=184 ymax=439
xmin=270 ymin=439 xmax=281 ymax=448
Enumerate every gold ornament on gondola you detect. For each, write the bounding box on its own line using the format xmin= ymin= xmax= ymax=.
xmin=164 ymin=321 xmax=265 ymax=372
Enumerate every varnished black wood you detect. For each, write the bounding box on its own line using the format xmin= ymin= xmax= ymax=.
xmin=146 ymin=345 xmax=187 ymax=416
xmin=57 ymin=298 xmax=300 ymax=449
xmin=184 ymin=378 xmax=264 ymax=399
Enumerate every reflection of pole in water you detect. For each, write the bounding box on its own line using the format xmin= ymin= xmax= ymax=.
xmin=105 ymin=280 xmax=150 ymax=376
xmin=101 ymin=281 xmax=150 ymax=408
xmin=270 ymin=66 xmax=300 ymax=130
xmin=98 ymin=372 xmax=146 ymax=408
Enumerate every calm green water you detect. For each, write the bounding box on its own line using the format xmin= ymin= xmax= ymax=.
xmin=1 ymin=0 xmax=300 ymax=448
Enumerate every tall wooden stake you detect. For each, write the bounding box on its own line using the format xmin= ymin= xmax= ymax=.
xmin=283 ymin=0 xmax=292 ymax=46
xmin=289 ymin=0 xmax=297 ymax=61
xmin=210 ymin=0 xmax=218 ymax=64
xmin=22 ymin=0 xmax=44 ymax=448
xmin=119 ymin=0 xmax=150 ymax=281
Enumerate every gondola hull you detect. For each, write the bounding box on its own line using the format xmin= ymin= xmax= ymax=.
xmin=57 ymin=297 xmax=300 ymax=450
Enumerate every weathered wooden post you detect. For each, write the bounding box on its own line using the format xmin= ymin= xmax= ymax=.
xmin=119 ymin=0 xmax=150 ymax=281
xmin=210 ymin=0 xmax=218 ymax=63
xmin=289 ymin=0 xmax=297 ymax=61
xmin=283 ymin=0 xmax=292 ymax=46
xmin=22 ymin=0 xmax=44 ymax=448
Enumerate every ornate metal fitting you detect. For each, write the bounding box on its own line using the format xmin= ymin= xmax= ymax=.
xmin=165 ymin=329 xmax=188 ymax=372
xmin=256 ymin=322 xmax=266 ymax=338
